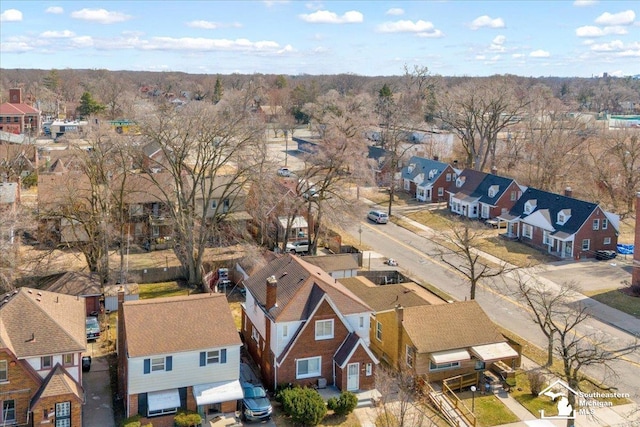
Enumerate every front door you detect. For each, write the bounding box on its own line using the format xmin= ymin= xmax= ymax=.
xmin=347 ymin=363 xmax=359 ymax=391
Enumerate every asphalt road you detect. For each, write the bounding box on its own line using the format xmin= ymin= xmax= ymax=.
xmin=347 ymin=217 xmax=640 ymax=403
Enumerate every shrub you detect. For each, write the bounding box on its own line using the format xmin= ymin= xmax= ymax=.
xmin=527 ymin=369 xmax=546 ymax=396
xmin=174 ymin=410 xmax=202 ymax=427
xmin=279 ymin=387 xmax=327 ymax=426
xmin=327 ymin=391 xmax=358 ymax=415
xmin=121 ymin=415 xmax=142 ymax=427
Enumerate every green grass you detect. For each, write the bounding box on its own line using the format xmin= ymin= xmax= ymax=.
xmin=139 ymin=281 xmax=190 ymax=299
xmin=459 ymin=393 xmax=519 ymax=427
xmin=583 ymin=288 xmax=640 ymax=319
xmin=510 ymin=372 xmax=558 ymax=418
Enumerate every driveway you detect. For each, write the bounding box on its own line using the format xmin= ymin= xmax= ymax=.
xmin=82 ymin=355 xmax=116 ymax=427
xmin=536 ymin=258 xmax=632 ymax=293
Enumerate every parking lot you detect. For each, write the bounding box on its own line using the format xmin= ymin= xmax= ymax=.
xmin=537 ymin=257 xmax=632 ymax=293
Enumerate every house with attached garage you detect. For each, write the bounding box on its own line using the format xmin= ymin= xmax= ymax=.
xmin=0 ymin=288 xmax=86 ymax=427
xmin=447 ymin=168 xmax=522 ymax=220
xmin=497 ymin=187 xmax=619 ymax=259
xmin=241 ymin=254 xmax=378 ymax=392
xmin=401 ymin=156 xmax=457 ymax=203
xmin=118 ymin=293 xmax=243 ymax=425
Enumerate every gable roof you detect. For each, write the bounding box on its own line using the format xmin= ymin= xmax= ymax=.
xmin=334 ymin=332 xmax=379 ymax=368
xmin=46 ymin=272 xmax=102 ymax=297
xmin=0 ymin=101 xmax=40 ymax=115
xmin=122 ymin=293 xmax=241 ymax=358
xmin=508 ymin=187 xmax=618 ymax=236
xmin=470 ymin=173 xmax=518 ymax=206
xmin=338 ymin=277 xmax=432 ymax=312
xmin=303 ymin=254 xmax=359 ymax=273
xmin=401 ymin=156 xmax=450 ymax=184
xmin=448 ymin=168 xmax=488 ymax=199
xmin=401 ymin=301 xmax=505 ymax=353
xmin=0 ymin=288 xmax=86 ymax=358
xmin=243 ymin=254 xmax=372 ymax=322
xmin=30 ymin=364 xmax=84 ymax=408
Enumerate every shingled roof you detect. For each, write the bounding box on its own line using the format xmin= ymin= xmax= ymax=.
xmin=30 ymin=364 xmax=84 ymax=408
xmin=122 ymin=293 xmax=241 ymax=358
xmin=242 ymin=254 xmax=372 ymax=322
xmin=401 ymin=301 xmax=505 ymax=353
xmin=338 ymin=277 xmax=432 ymax=312
xmin=0 ymin=288 xmax=86 ymax=358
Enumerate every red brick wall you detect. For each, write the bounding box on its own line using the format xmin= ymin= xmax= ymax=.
xmin=277 ymin=300 xmax=349 ymax=388
xmin=335 ymin=345 xmax=376 ymax=391
xmin=0 ymin=352 xmax=41 ymax=426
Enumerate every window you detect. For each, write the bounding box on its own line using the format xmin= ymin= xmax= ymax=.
xmin=296 ymin=356 xmax=321 ymax=379
xmin=604 ymin=237 xmax=611 ymax=245
xmin=148 ymin=407 xmax=177 ymax=417
xmin=429 ymin=361 xmax=460 ymax=371
xmin=446 ymin=173 xmax=452 ymax=182
xmin=602 ymin=218 xmax=608 ymax=230
xmin=376 ymin=321 xmax=382 ymax=341
xmin=406 ymin=346 xmax=414 ymax=368
xmin=0 ymin=361 xmax=7 ymax=382
xmin=582 ymin=239 xmax=590 ymax=251
xmin=438 ymin=187 xmax=444 ymax=197
xmin=543 ymin=231 xmax=551 ymax=246
xmin=522 ymin=224 xmax=533 ymax=239
xmin=129 ymin=204 xmax=143 ymax=216
xmin=404 ymin=180 xmax=410 ymax=191
xmin=2 ymin=400 xmax=15 ymax=423
xmin=315 ymin=319 xmax=334 ymax=340
xmin=151 ymin=357 xmax=165 ymax=371
xmin=481 ymin=205 xmax=489 ymax=219
xmin=365 ymin=363 xmax=372 ymax=376
xmin=359 ymin=316 xmax=364 ymax=329
xmin=282 ymin=325 xmax=289 ymax=338
xmin=41 ymin=356 xmax=52 ymax=369
xmin=63 ymin=354 xmax=74 ymax=366
xmin=152 ymin=226 xmax=160 ymax=237
xmin=593 ymin=219 xmax=600 ymax=230
xmin=55 ymin=401 xmax=70 ymax=427
xmin=211 ymin=200 xmax=217 ymax=209
xmin=510 ymin=191 xmax=517 ymax=201
xmin=200 ymin=349 xmax=227 ymax=366
xmin=252 ymin=326 xmax=259 ymax=342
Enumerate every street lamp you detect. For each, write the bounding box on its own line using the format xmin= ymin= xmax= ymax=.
xmin=470 ymin=386 xmax=477 ymax=413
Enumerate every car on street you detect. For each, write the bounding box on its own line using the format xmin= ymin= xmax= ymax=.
xmin=367 ymin=210 xmax=389 ymax=224
xmin=241 ymin=382 xmax=273 ymax=422
xmin=86 ymin=316 xmax=100 ymax=341
xmin=277 ymin=167 xmax=292 ymax=177
xmin=286 ymin=241 xmax=309 ymax=254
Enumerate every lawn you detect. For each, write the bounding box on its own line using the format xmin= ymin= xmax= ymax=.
xmin=138 ymin=281 xmax=191 ymax=299
xmin=361 ymin=187 xmax=413 ymax=207
xmin=583 ymin=288 xmax=640 ymax=319
xmin=458 ymin=392 xmax=519 ymax=427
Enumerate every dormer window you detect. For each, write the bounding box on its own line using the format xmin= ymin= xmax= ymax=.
xmin=524 ymin=200 xmax=537 ymax=215
xmin=557 ymin=209 xmax=571 ymax=225
xmin=488 ymin=185 xmax=499 ymax=198
xmin=428 ymin=169 xmax=438 ymax=180
xmin=456 ymin=176 xmax=466 ymax=188
xmin=408 ymin=164 xmax=415 ymax=173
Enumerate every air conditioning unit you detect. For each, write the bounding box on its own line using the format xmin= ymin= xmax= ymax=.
xmin=317 ymin=378 xmax=327 ymax=389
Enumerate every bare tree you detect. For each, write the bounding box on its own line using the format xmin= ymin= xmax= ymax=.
xmin=436 ymin=76 xmax=529 ymax=171
xmin=435 ymin=218 xmax=517 ymax=300
xmin=136 ymin=93 xmax=265 ymax=286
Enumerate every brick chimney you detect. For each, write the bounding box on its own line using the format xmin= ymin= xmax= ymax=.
xmin=491 ymin=166 xmax=498 ymax=175
xmin=564 ymin=187 xmax=573 ymax=197
xmin=633 ymin=193 xmax=640 ymax=287
xmin=117 ymin=287 xmax=126 ymax=399
xmin=9 ymin=88 xmax=22 ymax=104
xmin=395 ymin=304 xmax=404 ymax=369
xmin=266 ymin=275 xmax=278 ymax=311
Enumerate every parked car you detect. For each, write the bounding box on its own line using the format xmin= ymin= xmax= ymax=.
xmin=241 ymin=382 xmax=273 ymax=422
xmin=286 ymin=241 xmax=309 ymax=254
xmin=367 ymin=210 xmax=389 ymax=224
xmin=595 ymin=250 xmax=617 ymax=260
xmin=85 ymin=316 xmax=100 ymax=341
xmin=277 ymin=167 xmax=291 ymax=177
xmin=82 ymin=356 xmax=92 ymax=372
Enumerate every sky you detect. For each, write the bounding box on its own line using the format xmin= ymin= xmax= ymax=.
xmin=0 ymin=1 xmax=638 ymax=78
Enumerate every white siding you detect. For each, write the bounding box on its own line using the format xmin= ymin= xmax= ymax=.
xmin=244 ymin=292 xmax=266 ymax=337
xmin=127 ymin=346 xmax=241 ymax=395
xmin=272 ymin=320 xmax=302 ymax=357
xmin=344 ymin=312 xmax=371 ymax=345
xmin=25 ymin=354 xmax=83 ymax=383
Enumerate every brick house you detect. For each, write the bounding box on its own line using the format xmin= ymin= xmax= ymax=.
xmin=0 ymin=88 xmax=41 ymax=135
xmin=401 ymin=156 xmax=457 ymax=202
xmin=118 ymin=293 xmax=243 ymax=425
xmin=241 ymin=254 xmax=378 ymax=392
xmin=0 ymin=288 xmax=86 ymax=427
xmin=497 ymin=187 xmax=619 ymax=259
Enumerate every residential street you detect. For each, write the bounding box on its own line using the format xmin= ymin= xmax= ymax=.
xmin=344 ymin=213 xmax=640 ymax=404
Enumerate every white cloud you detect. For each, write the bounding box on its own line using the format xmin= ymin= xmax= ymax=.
xmin=416 ymin=29 xmax=444 ymax=38
xmin=476 ymin=55 xmax=486 ymax=60
xmin=469 ymin=15 xmax=505 ymax=30
xmin=70 ymin=8 xmax=132 ymax=24
xmin=377 ymin=20 xmax=435 ymax=33
xmin=71 ymin=36 xmax=95 ymax=48
xmin=41 ymin=30 xmax=76 ymax=38
xmin=490 ymin=35 xmax=506 ymax=52
xmin=386 ymin=8 xmax=404 ymax=16
xmin=512 ymin=53 xmax=525 ymax=58
xmin=590 ymin=40 xmax=640 ymax=52
xmin=141 ymin=37 xmax=283 ymax=52
xmin=576 ymin=25 xmax=628 ymax=37
xmin=263 ymin=0 xmax=290 ymax=6
xmin=45 ymin=6 xmax=64 ymax=14
xmin=299 ymin=10 xmax=363 ymax=24
xmin=595 ymin=10 xmax=635 ymax=26
xmin=530 ymin=49 xmax=550 ymax=57
xmin=1 ymin=9 xmax=23 ymax=22
xmin=0 ymin=36 xmax=33 ymax=52
xmin=573 ymin=0 xmax=597 ymax=6
xmin=187 ymin=20 xmax=219 ymax=29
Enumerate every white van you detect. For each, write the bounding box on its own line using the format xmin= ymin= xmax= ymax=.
xmin=367 ymin=210 xmax=389 ymax=224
